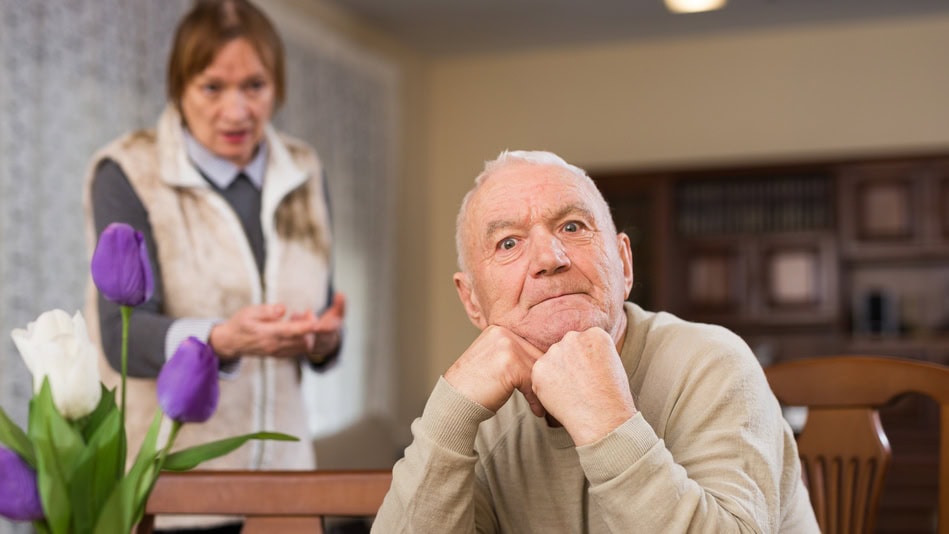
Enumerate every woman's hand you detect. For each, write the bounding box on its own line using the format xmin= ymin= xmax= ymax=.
xmin=208 ymin=293 xmax=345 ymax=360
xmin=292 ymin=292 xmax=346 ymax=363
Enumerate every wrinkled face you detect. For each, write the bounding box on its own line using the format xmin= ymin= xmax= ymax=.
xmin=454 ymin=162 xmax=634 ymax=351
xmin=180 ymin=38 xmax=274 ymax=167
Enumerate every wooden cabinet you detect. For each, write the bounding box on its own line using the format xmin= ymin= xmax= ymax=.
xmin=594 ymin=155 xmax=949 ymax=346
xmin=838 ymin=159 xmax=949 ymax=364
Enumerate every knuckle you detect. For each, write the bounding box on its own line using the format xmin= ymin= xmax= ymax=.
xmin=562 ymin=330 xmax=580 ymax=343
xmin=531 ymin=358 xmax=547 ymax=380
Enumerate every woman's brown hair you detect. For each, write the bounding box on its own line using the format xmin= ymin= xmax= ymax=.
xmin=167 ymin=0 xmax=285 ymax=110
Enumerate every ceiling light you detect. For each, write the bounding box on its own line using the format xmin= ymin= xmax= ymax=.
xmin=664 ymin=0 xmax=727 ymax=14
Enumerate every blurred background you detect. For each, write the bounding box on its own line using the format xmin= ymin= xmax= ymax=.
xmin=2 ymin=0 xmax=949 ymax=532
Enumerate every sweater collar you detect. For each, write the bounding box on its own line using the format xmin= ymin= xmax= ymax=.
xmin=156 ymin=105 xmax=309 ymax=200
xmin=182 ymin=128 xmax=267 ymax=190
xmin=619 ymin=302 xmax=650 ymax=381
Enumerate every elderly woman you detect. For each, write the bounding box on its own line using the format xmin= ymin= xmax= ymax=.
xmin=82 ymin=0 xmax=343 ymax=530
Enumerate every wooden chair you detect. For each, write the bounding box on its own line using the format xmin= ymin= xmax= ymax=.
xmin=764 ymin=356 xmax=949 ymax=534
xmin=135 ymin=469 xmax=392 ymax=534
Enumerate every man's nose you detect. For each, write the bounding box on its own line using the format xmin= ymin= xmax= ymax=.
xmin=530 ymin=234 xmax=571 ymax=277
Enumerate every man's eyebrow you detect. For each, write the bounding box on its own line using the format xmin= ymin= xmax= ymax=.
xmin=484 ymin=219 xmax=518 ymax=242
xmin=551 ymin=204 xmax=597 ymax=224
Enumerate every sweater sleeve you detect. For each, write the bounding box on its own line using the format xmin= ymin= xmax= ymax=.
xmin=91 ymin=159 xmax=174 ymax=378
xmin=372 ymin=377 xmax=498 ymax=534
xmin=575 ymin=337 xmax=806 ymax=533
xmin=305 ymin=170 xmax=342 ymax=372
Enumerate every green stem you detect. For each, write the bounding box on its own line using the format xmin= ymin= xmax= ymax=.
xmin=119 ymin=305 xmax=131 ymax=424
xmin=156 ymin=420 xmax=182 ymax=472
xmin=133 ymin=419 xmax=182 ymax=524
xmin=119 ymin=305 xmax=132 ymax=473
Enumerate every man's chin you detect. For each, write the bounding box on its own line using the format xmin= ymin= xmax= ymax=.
xmin=515 ymin=314 xmax=601 ymax=351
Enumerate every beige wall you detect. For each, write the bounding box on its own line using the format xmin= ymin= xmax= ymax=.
xmin=275 ymin=6 xmax=949 ymax=431
xmin=266 ymin=0 xmax=433 ymax=435
xmin=423 ymin=14 xmax=949 ymax=401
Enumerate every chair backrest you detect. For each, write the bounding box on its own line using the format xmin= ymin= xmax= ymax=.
xmin=135 ymin=469 xmax=392 ymax=534
xmin=764 ymin=355 xmax=949 ymax=534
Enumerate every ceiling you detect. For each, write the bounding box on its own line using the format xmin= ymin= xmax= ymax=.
xmin=323 ymin=0 xmax=949 ymax=56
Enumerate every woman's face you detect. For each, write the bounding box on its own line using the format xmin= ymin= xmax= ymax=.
xmin=180 ymin=38 xmax=275 ymax=167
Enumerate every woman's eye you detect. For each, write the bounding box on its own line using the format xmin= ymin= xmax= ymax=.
xmin=500 ymin=238 xmax=517 ymax=251
xmin=244 ymin=79 xmax=267 ymax=93
xmin=202 ymin=83 xmax=221 ymax=95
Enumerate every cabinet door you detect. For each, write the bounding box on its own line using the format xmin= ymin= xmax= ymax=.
xmin=681 ymin=240 xmax=746 ymax=317
xmin=839 ymin=162 xmax=926 ymax=258
xmin=755 ymin=234 xmax=838 ymax=324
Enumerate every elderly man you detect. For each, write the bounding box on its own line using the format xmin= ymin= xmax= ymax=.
xmin=373 ymin=151 xmax=818 ymax=532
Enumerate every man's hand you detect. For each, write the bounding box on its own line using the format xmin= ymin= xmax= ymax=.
xmin=531 ymin=327 xmax=637 ymax=446
xmin=444 ymin=325 xmax=546 ymax=417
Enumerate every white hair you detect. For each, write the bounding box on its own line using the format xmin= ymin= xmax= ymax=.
xmin=454 ymin=150 xmax=613 ymax=272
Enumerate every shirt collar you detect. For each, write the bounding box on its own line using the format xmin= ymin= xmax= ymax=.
xmin=183 ymin=128 xmax=267 ymax=190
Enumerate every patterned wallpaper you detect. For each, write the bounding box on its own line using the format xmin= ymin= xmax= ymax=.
xmin=0 ymin=2 xmax=397 ymax=530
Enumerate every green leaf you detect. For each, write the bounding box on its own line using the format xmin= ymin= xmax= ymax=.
xmin=67 ymin=386 xmax=119 ymax=532
xmin=94 ymin=411 xmax=163 ymax=534
xmin=28 ymin=380 xmax=79 ymax=534
xmin=162 ymin=431 xmax=298 ymax=472
xmin=28 ymin=381 xmax=85 ymax=479
xmin=68 ymin=408 xmax=123 ymax=533
xmin=128 ymin=411 xmax=166 ymax=523
xmin=78 ymin=385 xmax=116 ymax=442
xmin=0 ymin=404 xmax=35 ymax=467
xmin=78 ymin=386 xmax=126 ymax=489
xmin=92 ymin=478 xmax=134 ymax=534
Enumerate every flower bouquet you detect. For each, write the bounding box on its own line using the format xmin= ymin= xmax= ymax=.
xmin=0 ymin=223 xmax=296 ymax=533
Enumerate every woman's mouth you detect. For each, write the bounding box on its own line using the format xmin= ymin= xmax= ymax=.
xmin=221 ymin=130 xmax=249 ymax=144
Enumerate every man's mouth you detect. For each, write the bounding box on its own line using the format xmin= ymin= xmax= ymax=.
xmin=531 ymin=292 xmax=584 ymax=308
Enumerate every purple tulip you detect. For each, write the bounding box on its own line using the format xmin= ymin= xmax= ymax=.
xmin=0 ymin=447 xmax=44 ymax=522
xmin=157 ymin=337 xmax=220 ymax=423
xmin=91 ymin=222 xmax=154 ymax=306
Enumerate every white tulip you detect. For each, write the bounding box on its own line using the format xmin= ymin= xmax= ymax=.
xmin=11 ymin=309 xmax=102 ymax=420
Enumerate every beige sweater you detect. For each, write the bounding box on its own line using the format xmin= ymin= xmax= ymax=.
xmin=373 ymin=303 xmax=818 ymax=533
xmin=82 ymin=107 xmax=332 ymax=474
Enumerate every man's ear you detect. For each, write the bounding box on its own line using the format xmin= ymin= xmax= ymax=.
xmin=453 ymin=272 xmax=487 ymax=329
xmin=617 ymin=232 xmax=634 ymax=299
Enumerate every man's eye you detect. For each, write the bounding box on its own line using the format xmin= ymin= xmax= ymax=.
xmin=499 ymin=238 xmax=517 ymax=251
xmin=564 ymin=221 xmax=580 ymax=232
